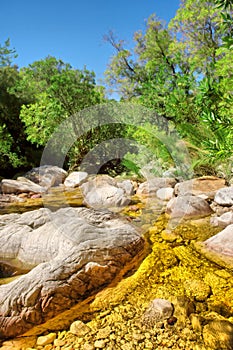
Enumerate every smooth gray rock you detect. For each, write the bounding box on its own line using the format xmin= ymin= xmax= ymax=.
xmin=166 ymin=195 xmax=212 ymax=219
xmin=118 ymin=179 xmax=135 ymax=196
xmin=64 ymin=171 xmax=88 ymax=188
xmin=1 ymin=178 xmax=46 ymax=194
xmin=0 ymin=207 xmax=144 ymax=339
xmin=214 ymin=187 xmax=233 ymax=206
xmin=25 ymin=165 xmax=67 ymax=189
xmin=195 ymin=224 xmax=233 ymax=270
xmin=156 ymin=187 xmax=174 ymax=201
xmin=80 ymin=175 xmax=131 ymax=209
xmin=210 ymin=211 xmax=233 ymax=227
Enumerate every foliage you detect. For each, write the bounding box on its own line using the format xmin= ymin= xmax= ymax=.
xmin=214 ymin=0 xmax=233 ymax=48
xmin=0 ymin=42 xmax=40 ymax=176
xmin=0 ymin=39 xmax=17 ymax=67
xmin=104 ymin=0 xmax=233 ymax=178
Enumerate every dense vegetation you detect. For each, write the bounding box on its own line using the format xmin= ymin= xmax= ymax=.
xmin=0 ymin=0 xmax=232 ymax=179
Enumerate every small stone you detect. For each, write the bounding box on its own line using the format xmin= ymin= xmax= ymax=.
xmin=70 ymin=320 xmax=91 ymax=337
xmin=142 ymin=298 xmax=174 ymax=327
xmin=132 ymin=332 xmax=145 ymax=341
xmin=94 ymin=339 xmax=106 ymax=348
xmin=161 ymin=230 xmax=178 ymax=242
xmin=167 ymin=316 xmax=177 ymax=325
xmin=44 ymin=345 xmax=53 ymax=350
xmin=121 ymin=343 xmax=134 ymax=350
xmin=96 ymin=326 xmax=111 ymax=339
xmin=54 ymin=338 xmax=66 ymax=346
xmin=36 ymin=333 xmax=56 ymax=346
xmin=83 ymin=344 xmax=95 ymax=350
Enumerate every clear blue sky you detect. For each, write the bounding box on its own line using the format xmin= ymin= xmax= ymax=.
xmin=0 ymin=0 xmax=180 ymax=83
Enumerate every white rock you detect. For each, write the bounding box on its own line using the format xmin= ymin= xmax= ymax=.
xmin=156 ymin=187 xmax=174 ymax=201
xmin=210 ymin=211 xmax=233 ymax=227
xmin=143 ymin=298 xmax=174 ymax=325
xmin=214 ymin=187 xmax=233 ymax=206
xmin=64 ymin=171 xmax=88 ymax=188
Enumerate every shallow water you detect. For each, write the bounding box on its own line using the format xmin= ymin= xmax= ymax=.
xmin=0 ymin=187 xmax=83 ymax=214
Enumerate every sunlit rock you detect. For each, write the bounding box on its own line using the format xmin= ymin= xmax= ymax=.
xmin=24 ymin=165 xmax=67 ymax=189
xmin=64 ymin=171 xmax=88 ymax=188
xmin=214 ymin=187 xmax=233 ymax=206
xmin=1 ymin=178 xmax=45 ymax=194
xmin=80 ymin=175 xmax=131 ymax=209
xmin=0 ymin=207 xmax=145 ymax=339
xmin=166 ymin=195 xmax=212 ymax=220
xmin=137 ymin=178 xmax=176 ymax=196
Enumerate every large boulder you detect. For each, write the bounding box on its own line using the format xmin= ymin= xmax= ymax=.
xmin=80 ymin=175 xmax=131 ymax=209
xmin=174 ymin=176 xmax=226 ymax=199
xmin=166 ymin=195 xmax=212 ymax=220
xmin=24 ymin=165 xmax=67 ymax=189
xmin=1 ymin=178 xmax=46 ymax=194
xmin=0 ymin=207 xmax=144 ymax=339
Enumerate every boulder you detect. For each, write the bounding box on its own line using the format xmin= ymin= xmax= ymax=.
xmin=80 ymin=175 xmax=131 ymax=209
xmin=24 ymin=165 xmax=67 ymax=189
xmin=1 ymin=178 xmax=46 ymax=194
xmin=64 ymin=171 xmax=88 ymax=188
xmin=117 ymin=179 xmax=135 ymax=196
xmin=214 ymin=187 xmax=233 ymax=206
xmin=136 ymin=178 xmax=176 ymax=196
xmin=166 ymin=195 xmax=212 ymax=220
xmin=156 ymin=187 xmax=174 ymax=201
xmin=195 ymin=224 xmax=233 ymax=269
xmin=0 ymin=207 xmax=144 ymax=339
xmin=175 ymin=176 xmax=226 ymax=199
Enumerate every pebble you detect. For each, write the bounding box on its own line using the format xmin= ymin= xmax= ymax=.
xmin=94 ymin=339 xmax=106 ymax=348
xmin=70 ymin=320 xmax=91 ymax=337
xmin=36 ymin=333 xmax=56 ymax=346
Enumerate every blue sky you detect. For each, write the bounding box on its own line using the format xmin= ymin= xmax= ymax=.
xmin=0 ymin=0 xmax=180 ymax=83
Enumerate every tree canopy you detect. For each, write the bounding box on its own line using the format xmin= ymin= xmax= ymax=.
xmin=0 ymin=0 xmax=232 ymax=178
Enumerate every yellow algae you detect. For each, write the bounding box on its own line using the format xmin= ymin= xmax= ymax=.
xmin=1 ymin=197 xmax=233 ymax=350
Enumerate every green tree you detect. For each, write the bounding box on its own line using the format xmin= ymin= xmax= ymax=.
xmin=214 ymin=0 xmax=233 ymax=48
xmin=105 ymin=0 xmax=233 ymax=176
xmin=0 ymin=40 xmax=39 ymax=177
xmin=16 ymin=56 xmax=105 ymax=146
